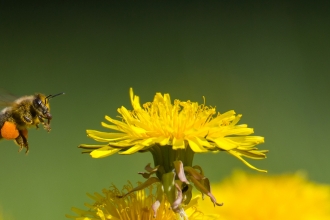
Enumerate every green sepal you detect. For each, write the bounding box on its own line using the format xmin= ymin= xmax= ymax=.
xmin=189 ymin=175 xmax=223 ymax=207
xmin=173 ymin=160 xmax=189 ymax=184
xmin=184 ymin=166 xmax=205 ymax=180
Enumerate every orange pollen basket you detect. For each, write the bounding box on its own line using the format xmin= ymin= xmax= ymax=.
xmin=1 ymin=121 xmax=19 ymax=139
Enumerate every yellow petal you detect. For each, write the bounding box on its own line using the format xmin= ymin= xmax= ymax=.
xmin=172 ymin=137 xmax=185 ymax=149
xmin=86 ymin=130 xmax=126 ymax=139
xmin=130 ymin=87 xmax=142 ymax=110
xmin=119 ymin=144 xmax=146 ymax=154
xmin=229 ymin=150 xmax=267 ymax=172
xmin=187 ymin=137 xmax=208 ymax=152
xmin=210 ymin=138 xmax=238 ymax=151
xmin=90 ymin=147 xmax=120 ymax=158
xmin=154 ymin=136 xmax=170 ymax=146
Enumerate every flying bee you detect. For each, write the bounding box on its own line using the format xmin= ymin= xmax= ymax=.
xmin=0 ymin=92 xmax=64 ymax=153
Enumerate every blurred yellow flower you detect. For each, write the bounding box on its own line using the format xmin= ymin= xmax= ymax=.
xmin=198 ymin=171 xmax=330 ymax=220
xmin=80 ymin=88 xmax=267 ymax=172
xmin=66 ymin=181 xmax=219 ymax=220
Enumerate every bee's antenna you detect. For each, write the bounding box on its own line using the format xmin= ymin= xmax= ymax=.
xmin=45 ymin=92 xmax=65 ymax=104
xmin=48 ymin=92 xmax=65 ymax=99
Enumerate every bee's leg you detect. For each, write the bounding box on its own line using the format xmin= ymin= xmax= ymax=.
xmin=38 ymin=116 xmax=51 ymax=132
xmin=44 ymin=123 xmax=51 ymax=132
xmin=38 ymin=115 xmax=44 ymax=124
xmin=14 ymin=129 xmax=29 ymax=154
xmin=15 ymin=136 xmax=25 ymax=152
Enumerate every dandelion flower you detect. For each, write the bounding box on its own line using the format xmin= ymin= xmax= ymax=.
xmin=66 ymin=181 xmax=219 ymax=220
xmin=198 ymin=170 xmax=330 ymax=220
xmin=80 ymin=88 xmax=266 ymax=172
xmin=79 ymin=88 xmax=267 ymax=214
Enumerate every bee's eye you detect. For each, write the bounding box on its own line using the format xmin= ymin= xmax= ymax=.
xmin=33 ymin=98 xmax=42 ymax=107
xmin=35 ymin=99 xmax=42 ymax=106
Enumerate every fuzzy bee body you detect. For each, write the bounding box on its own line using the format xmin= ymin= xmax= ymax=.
xmin=0 ymin=92 xmax=64 ymax=153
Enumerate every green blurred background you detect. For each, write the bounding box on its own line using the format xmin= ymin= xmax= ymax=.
xmin=0 ymin=1 xmax=329 ymax=219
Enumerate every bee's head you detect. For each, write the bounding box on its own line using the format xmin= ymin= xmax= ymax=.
xmin=33 ymin=92 xmax=64 ymax=120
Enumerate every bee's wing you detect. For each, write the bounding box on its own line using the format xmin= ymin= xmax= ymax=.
xmin=0 ymin=89 xmax=18 ymax=108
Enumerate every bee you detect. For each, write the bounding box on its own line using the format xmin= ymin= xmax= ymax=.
xmin=0 ymin=92 xmax=64 ymax=153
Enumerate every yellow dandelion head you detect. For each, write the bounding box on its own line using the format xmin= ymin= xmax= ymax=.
xmin=198 ymin=170 xmax=330 ymax=220
xmin=80 ymin=88 xmax=268 ymax=172
xmin=66 ymin=181 xmax=219 ymax=220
